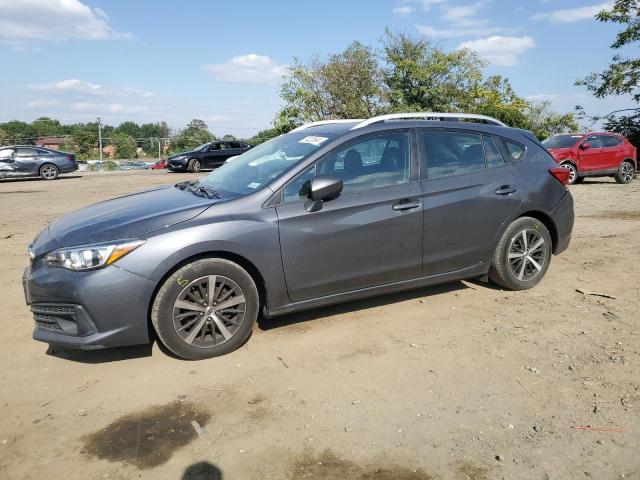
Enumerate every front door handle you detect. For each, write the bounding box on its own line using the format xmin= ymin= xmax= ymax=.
xmin=495 ymin=185 xmax=517 ymax=196
xmin=392 ymin=199 xmax=421 ymax=211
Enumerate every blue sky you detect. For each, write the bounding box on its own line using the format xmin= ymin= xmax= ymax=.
xmin=0 ymin=0 xmax=633 ymax=136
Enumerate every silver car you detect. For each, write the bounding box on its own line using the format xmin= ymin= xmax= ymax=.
xmin=0 ymin=145 xmax=78 ymax=180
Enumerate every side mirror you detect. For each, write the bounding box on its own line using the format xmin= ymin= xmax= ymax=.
xmin=580 ymin=142 xmax=591 ymax=150
xmin=304 ymin=176 xmax=343 ymax=212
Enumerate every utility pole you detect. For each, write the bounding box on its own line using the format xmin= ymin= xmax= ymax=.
xmin=97 ymin=117 xmax=103 ymax=169
xmin=157 ymin=137 xmax=161 ymax=162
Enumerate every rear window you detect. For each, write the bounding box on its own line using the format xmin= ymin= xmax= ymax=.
xmin=504 ymin=140 xmax=526 ymax=161
xmin=602 ymin=136 xmax=622 ymax=147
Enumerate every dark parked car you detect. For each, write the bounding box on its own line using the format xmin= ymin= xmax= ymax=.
xmin=0 ymin=145 xmax=78 ymax=180
xmin=167 ymin=140 xmax=253 ymax=172
xmin=543 ymin=132 xmax=637 ymax=184
xmin=23 ymin=113 xmax=574 ymax=360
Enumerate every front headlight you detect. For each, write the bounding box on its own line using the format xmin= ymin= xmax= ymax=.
xmin=173 ymin=155 xmax=186 ymax=161
xmin=44 ymin=240 xmax=145 ymax=271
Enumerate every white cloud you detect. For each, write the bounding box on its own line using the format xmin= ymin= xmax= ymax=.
xmin=532 ymin=2 xmax=613 ymax=24
xmin=416 ymin=24 xmax=506 ymax=38
xmin=393 ymin=5 xmax=416 ymax=15
xmin=442 ymin=1 xmax=491 ymax=27
xmin=203 ymin=54 xmax=287 ymax=85
xmin=458 ymin=35 xmax=536 ymax=66
xmin=0 ymin=0 xmax=130 ymax=43
xmin=419 ymin=0 xmax=446 ymax=11
xmin=27 ymin=79 xmax=155 ymax=98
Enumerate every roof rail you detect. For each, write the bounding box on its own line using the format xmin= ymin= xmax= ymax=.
xmin=290 ymin=119 xmax=364 ymax=132
xmin=351 ymin=112 xmax=507 ymax=129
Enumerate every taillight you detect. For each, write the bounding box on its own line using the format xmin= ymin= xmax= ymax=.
xmin=549 ymin=167 xmax=570 ymax=186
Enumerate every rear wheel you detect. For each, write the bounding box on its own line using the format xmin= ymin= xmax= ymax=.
xmin=489 ymin=217 xmax=552 ymax=290
xmin=188 ymin=159 xmax=202 ymax=173
xmin=559 ymin=162 xmax=577 ymax=185
xmin=151 ymin=258 xmax=259 ymax=360
xmin=39 ymin=163 xmax=59 ymax=180
xmin=614 ymin=161 xmax=634 ymax=184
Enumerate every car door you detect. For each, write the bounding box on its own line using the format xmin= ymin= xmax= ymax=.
xmin=600 ymin=135 xmax=625 ymax=170
xmin=0 ymin=147 xmax=16 ymax=176
xmin=200 ymin=143 xmax=218 ymax=168
xmin=13 ymin=147 xmax=41 ymax=175
xmin=577 ymin=135 xmax=603 ymax=172
xmin=275 ymin=130 xmax=423 ymax=303
xmin=418 ymin=129 xmax=524 ymax=275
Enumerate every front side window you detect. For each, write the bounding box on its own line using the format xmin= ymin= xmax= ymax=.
xmin=583 ymin=136 xmax=602 ymax=149
xmin=282 ymin=132 xmax=411 ymax=202
xmin=198 ymin=132 xmax=336 ymax=197
xmin=422 ymin=131 xmax=485 ymax=179
xmin=542 ymin=135 xmax=583 ymax=149
xmin=15 ymin=148 xmax=39 ymax=157
xmin=0 ymin=148 xmax=14 ymax=160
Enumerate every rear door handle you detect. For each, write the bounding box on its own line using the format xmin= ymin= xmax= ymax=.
xmin=495 ymin=186 xmax=517 ymax=196
xmin=392 ymin=199 xmax=421 ymax=211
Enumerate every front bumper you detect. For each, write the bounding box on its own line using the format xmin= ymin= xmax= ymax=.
xmin=23 ymin=260 xmax=157 ymax=350
xmin=550 ymin=191 xmax=574 ymax=255
xmin=167 ymin=159 xmax=188 ymax=171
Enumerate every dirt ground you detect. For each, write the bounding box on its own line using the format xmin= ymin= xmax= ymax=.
xmin=0 ymin=170 xmax=638 ymax=480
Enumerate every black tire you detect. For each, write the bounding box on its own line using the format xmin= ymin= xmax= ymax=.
xmin=188 ymin=159 xmax=202 ymax=173
xmin=574 ymin=176 xmax=585 ymax=184
xmin=559 ymin=162 xmax=578 ymax=185
xmin=614 ymin=160 xmax=635 ymax=184
xmin=39 ymin=163 xmax=59 ymax=180
xmin=151 ymin=258 xmax=259 ymax=360
xmin=489 ymin=217 xmax=553 ymax=291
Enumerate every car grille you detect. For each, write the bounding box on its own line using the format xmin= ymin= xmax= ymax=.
xmin=31 ymin=304 xmax=95 ymax=336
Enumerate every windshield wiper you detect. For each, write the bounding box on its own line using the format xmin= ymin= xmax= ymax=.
xmin=185 ymin=181 xmax=220 ymax=199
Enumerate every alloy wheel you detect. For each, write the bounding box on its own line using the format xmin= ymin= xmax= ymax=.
xmin=41 ymin=164 xmax=58 ymax=179
xmin=172 ymin=275 xmax=246 ymax=348
xmin=507 ymin=229 xmax=547 ymax=281
xmin=559 ymin=163 xmax=576 ymax=184
xmin=191 ymin=160 xmax=201 ymax=173
xmin=621 ymin=162 xmax=634 ymax=183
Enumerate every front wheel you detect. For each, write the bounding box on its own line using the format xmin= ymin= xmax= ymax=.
xmin=188 ymin=159 xmax=202 ymax=173
xmin=39 ymin=163 xmax=59 ymax=180
xmin=151 ymin=258 xmax=259 ymax=360
xmin=489 ymin=217 xmax=552 ymax=290
xmin=614 ymin=161 xmax=635 ymax=184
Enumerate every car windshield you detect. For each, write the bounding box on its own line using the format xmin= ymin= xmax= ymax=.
xmin=542 ymin=135 xmax=583 ymax=149
xmin=197 ymin=132 xmax=335 ymax=197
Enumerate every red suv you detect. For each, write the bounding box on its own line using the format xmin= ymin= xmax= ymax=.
xmin=542 ymin=133 xmax=637 ymax=184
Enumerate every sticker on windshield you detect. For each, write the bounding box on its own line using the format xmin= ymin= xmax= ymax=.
xmin=299 ymin=136 xmax=328 ymax=146
xmin=247 ymin=182 xmax=261 ymax=189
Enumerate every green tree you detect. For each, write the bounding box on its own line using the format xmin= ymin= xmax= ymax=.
xmin=278 ymin=41 xmax=386 ymax=128
xmin=576 ymin=0 xmax=639 ymax=146
xmin=524 ymin=101 xmax=579 ymax=140
xmin=116 ymin=121 xmax=141 ymax=138
xmin=71 ymin=125 xmax=97 ymax=158
xmin=221 ymin=134 xmax=236 ymax=140
xmin=382 ymin=30 xmax=484 ymax=113
xmin=0 ymin=128 xmax=10 ymax=146
xmin=32 ymin=117 xmax=64 ymax=137
xmin=169 ymin=119 xmax=215 ymax=153
xmin=0 ymin=120 xmax=34 ymax=144
xmin=111 ymin=132 xmax=138 ymax=159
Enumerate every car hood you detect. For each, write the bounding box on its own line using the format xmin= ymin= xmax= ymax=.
xmin=169 ymin=150 xmax=198 ymax=159
xmin=48 ymin=185 xmax=215 ymax=246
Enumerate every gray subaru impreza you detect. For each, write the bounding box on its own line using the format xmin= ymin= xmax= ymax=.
xmin=23 ymin=113 xmax=574 ymax=360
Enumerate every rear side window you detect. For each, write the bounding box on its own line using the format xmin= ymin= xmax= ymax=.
xmin=602 ymin=136 xmax=622 ymax=148
xmin=422 ymin=131 xmax=485 ymax=179
xmin=0 ymin=148 xmax=14 ymax=159
xmin=503 ymin=140 xmax=526 ymax=161
xmin=483 ymin=136 xmax=506 ymax=168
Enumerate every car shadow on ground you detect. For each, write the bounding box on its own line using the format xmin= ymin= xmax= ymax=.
xmin=258 ymin=280 xmax=471 ymax=331
xmin=0 ymin=175 xmax=83 ymax=184
xmin=45 ymin=342 xmax=154 ymax=364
